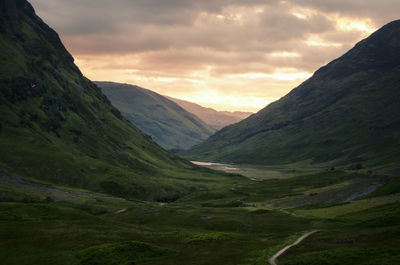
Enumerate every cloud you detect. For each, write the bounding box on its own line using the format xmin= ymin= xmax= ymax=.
xmin=28 ymin=0 xmax=396 ymax=111
xmin=292 ymin=0 xmax=400 ymax=25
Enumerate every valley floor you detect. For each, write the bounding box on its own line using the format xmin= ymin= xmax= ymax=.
xmin=1 ymin=165 xmax=399 ymax=265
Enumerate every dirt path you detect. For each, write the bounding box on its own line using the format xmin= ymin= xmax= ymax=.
xmin=114 ymin=208 xmax=128 ymax=214
xmin=268 ymin=230 xmax=319 ymax=265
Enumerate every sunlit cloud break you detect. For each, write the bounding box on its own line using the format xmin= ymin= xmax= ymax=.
xmin=30 ymin=0 xmax=397 ymax=112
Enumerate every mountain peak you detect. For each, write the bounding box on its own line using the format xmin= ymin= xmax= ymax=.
xmin=186 ymin=19 xmax=400 ymax=166
xmin=372 ymin=19 xmax=400 ymax=39
xmin=348 ymin=19 xmax=400 ymax=62
xmin=312 ymin=20 xmax=400 ymax=81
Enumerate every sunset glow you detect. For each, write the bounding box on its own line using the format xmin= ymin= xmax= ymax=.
xmin=30 ymin=0 xmax=396 ymax=112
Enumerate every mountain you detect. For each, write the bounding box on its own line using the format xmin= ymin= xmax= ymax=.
xmin=96 ymin=82 xmax=216 ymax=150
xmin=185 ymin=20 xmax=400 ymax=167
xmin=167 ymin=96 xmax=253 ymax=130
xmin=0 ymin=0 xmax=229 ymax=201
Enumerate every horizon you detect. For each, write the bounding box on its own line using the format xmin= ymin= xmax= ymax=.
xmin=29 ymin=0 xmax=399 ymax=111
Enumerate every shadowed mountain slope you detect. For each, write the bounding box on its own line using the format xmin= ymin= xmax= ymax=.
xmin=185 ymin=20 xmax=400 ymax=167
xmin=0 ymin=0 xmax=232 ymax=201
xmin=96 ymin=82 xmax=216 ymax=150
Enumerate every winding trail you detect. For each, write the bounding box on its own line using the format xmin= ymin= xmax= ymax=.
xmin=268 ymin=230 xmax=319 ymax=265
xmin=114 ymin=208 xmax=128 ymax=214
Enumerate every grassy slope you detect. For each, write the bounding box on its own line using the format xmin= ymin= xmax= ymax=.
xmin=96 ymin=81 xmax=216 ymax=151
xmin=0 ymin=1 xmax=231 ymax=201
xmin=185 ymin=20 xmax=400 ymax=167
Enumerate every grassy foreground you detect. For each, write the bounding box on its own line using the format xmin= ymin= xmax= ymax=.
xmin=1 ymin=166 xmax=399 ymax=265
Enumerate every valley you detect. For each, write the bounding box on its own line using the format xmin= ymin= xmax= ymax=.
xmin=0 ymin=1 xmax=399 ymax=265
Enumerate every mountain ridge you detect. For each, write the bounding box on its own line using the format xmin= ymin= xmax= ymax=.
xmin=0 ymin=0 xmax=229 ymax=201
xmin=96 ymin=81 xmax=216 ymax=150
xmin=185 ymin=19 xmax=400 ymax=167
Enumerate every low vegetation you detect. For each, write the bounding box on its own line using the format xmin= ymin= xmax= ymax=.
xmin=1 ymin=165 xmax=399 ymax=265
xmin=77 ymin=241 xmax=173 ymax=265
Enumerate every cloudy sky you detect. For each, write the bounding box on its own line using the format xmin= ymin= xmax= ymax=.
xmin=30 ymin=0 xmax=399 ymax=112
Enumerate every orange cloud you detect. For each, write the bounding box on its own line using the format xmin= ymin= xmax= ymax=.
xmin=30 ymin=0 xmax=389 ymax=111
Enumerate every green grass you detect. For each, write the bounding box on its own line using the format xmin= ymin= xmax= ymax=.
xmin=293 ymin=195 xmax=400 ymax=219
xmin=0 ymin=200 xmax=311 ymax=265
xmin=77 ymin=241 xmax=173 ymax=265
xmin=279 ymin=202 xmax=400 ymax=265
xmin=0 ymin=168 xmax=399 ymax=265
xmin=282 ymin=247 xmax=400 ymax=265
xmin=368 ymin=176 xmax=400 ymax=197
xmin=185 ymin=232 xmax=235 ymax=243
xmin=251 ymin=231 xmax=316 ymax=265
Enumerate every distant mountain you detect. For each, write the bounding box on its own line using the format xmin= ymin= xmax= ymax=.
xmin=185 ymin=20 xmax=400 ymax=167
xmin=0 ymin=0 xmax=221 ymax=201
xmin=167 ymin=97 xmax=252 ymax=130
xmin=96 ymin=82 xmax=216 ymax=150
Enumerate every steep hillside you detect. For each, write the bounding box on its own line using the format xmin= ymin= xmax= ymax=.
xmin=186 ymin=20 xmax=400 ymax=167
xmin=0 ymin=0 xmax=230 ymax=201
xmin=96 ymin=82 xmax=216 ymax=150
xmin=167 ymin=97 xmax=252 ymax=130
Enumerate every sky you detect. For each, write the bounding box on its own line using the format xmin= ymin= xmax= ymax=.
xmin=29 ymin=0 xmax=399 ymax=112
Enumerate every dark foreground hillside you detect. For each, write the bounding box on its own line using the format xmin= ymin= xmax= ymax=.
xmin=186 ymin=20 xmax=400 ymax=168
xmin=0 ymin=0 xmax=230 ymax=201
